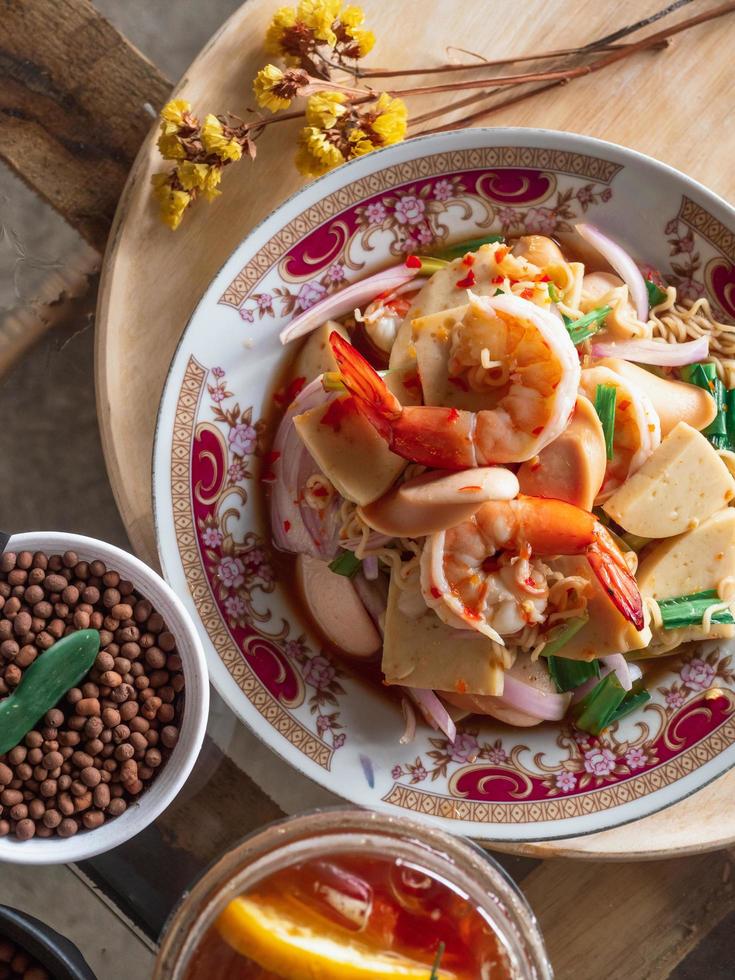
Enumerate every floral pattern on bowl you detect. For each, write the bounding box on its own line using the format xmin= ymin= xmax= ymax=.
xmin=154 ymin=129 xmax=735 ymax=841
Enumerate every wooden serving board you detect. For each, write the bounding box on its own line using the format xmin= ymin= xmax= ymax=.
xmin=96 ymin=0 xmax=735 ymax=859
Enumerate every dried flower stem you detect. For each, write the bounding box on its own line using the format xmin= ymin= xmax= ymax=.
xmin=412 ymin=0 xmax=734 ymax=133
xmin=386 ymin=1 xmax=732 ymax=102
xmin=336 ymin=0 xmax=694 ymax=78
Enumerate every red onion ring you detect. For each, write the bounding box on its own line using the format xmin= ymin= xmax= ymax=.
xmin=279 ymin=266 xmax=424 ymax=345
xmin=500 ymin=673 xmax=572 ymax=721
xmin=576 ymin=223 xmax=649 ymax=321
xmin=591 ymin=335 xmax=709 ymax=366
xmin=405 ymin=688 xmax=457 ymax=743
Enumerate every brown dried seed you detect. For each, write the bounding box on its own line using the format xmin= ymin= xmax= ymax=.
xmin=15 ymin=818 xmax=35 ymax=840
xmin=76 ymin=698 xmax=100 ymax=717
xmin=43 ymin=574 xmax=67 ymax=593
xmin=57 ymin=817 xmax=79 ymax=837
xmin=12 ymin=611 xmax=32 ymax=636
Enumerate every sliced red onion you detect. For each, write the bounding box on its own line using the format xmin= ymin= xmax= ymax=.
xmin=602 ymin=654 xmax=632 ymax=692
xmin=279 ymin=266 xmax=424 ymax=345
xmin=501 ymin=673 xmax=572 ymax=721
xmin=399 ymin=697 xmax=417 ymax=744
xmin=576 ymin=223 xmax=649 ymax=321
xmin=362 ymin=555 xmax=379 ymax=580
xmin=271 ymin=377 xmax=340 ymax=558
xmin=352 ymin=572 xmax=388 ymax=635
xmin=406 ymin=688 xmax=457 ymax=743
xmin=591 ymin=335 xmax=709 ymax=366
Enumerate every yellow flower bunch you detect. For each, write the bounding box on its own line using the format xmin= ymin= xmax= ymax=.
xmin=265 ymin=0 xmax=374 ymax=70
xmin=151 ymin=100 xmax=251 ymax=229
xmin=295 ymin=91 xmax=407 ymax=177
xmin=252 ymin=65 xmax=310 ymax=112
xmin=152 ymin=4 xmax=409 ymax=227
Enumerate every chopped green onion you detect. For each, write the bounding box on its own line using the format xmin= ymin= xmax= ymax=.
xmin=413 ymin=255 xmax=450 ymax=275
xmin=570 ymin=672 xmax=627 ymax=735
xmin=548 ymin=282 xmax=561 ymax=303
xmin=621 ymin=532 xmax=652 ymax=553
xmin=493 ymin=287 xmax=504 ymax=296
xmin=541 ymin=613 xmax=590 ymax=661
xmin=562 ymin=304 xmax=611 ymax=345
xmin=328 ymin=550 xmax=361 ymax=578
xmin=607 ymin=678 xmax=651 ymax=725
xmin=645 ymin=278 xmax=668 ymax=308
xmin=594 ymin=383 xmax=617 ymax=461
xmin=727 ymin=388 xmax=735 ymax=450
xmin=657 ymin=589 xmax=734 ymax=630
xmin=322 ymin=371 xmax=346 ymax=392
xmin=680 ymin=362 xmax=729 ymax=450
xmin=429 ymin=942 xmax=446 ymax=980
xmin=547 ymin=655 xmax=599 ymax=694
xmin=432 ymin=235 xmax=505 ymax=261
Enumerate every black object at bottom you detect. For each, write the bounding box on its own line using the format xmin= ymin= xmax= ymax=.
xmin=0 ymin=905 xmax=97 ymax=980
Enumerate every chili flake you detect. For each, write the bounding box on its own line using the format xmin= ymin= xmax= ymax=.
xmin=405 ymin=254 xmax=422 ymax=269
xmin=456 ymin=270 xmax=476 ymax=289
xmin=273 ymin=376 xmax=306 ymax=407
xmin=447 ymin=407 xmax=460 ymax=423
xmin=462 ymin=253 xmax=475 ymax=267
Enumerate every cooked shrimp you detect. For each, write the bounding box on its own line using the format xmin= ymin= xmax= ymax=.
xmin=329 ymin=292 xmax=580 ymax=469
xmin=579 ymin=364 xmax=661 ymax=501
xmin=360 ymin=293 xmax=414 ymax=354
xmin=421 ymin=494 xmax=644 ymax=644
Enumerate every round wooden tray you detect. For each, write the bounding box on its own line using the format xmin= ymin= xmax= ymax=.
xmin=96 ymin=0 xmax=735 ymax=858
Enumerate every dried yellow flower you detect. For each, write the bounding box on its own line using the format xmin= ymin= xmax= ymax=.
xmin=335 ymin=6 xmax=374 ymax=57
xmin=371 ymin=93 xmax=408 ymax=146
xmin=345 ymin=27 xmax=374 ymax=57
xmin=157 ymin=131 xmax=186 ymax=160
xmin=253 ymin=64 xmax=309 ymax=112
xmin=295 ymin=126 xmax=345 ymax=176
xmin=347 ymin=128 xmax=375 ymax=157
xmin=160 ymin=99 xmax=191 ymax=130
xmin=151 ymin=173 xmax=191 ymax=230
xmin=305 ymin=91 xmax=347 ymax=128
xmin=200 ymin=114 xmax=243 ymax=163
xmin=253 ymin=65 xmax=291 ymax=111
xmin=177 ymin=161 xmax=223 ymax=201
xmin=297 ymin=0 xmax=341 ymax=46
xmin=265 ymin=6 xmax=299 ymax=61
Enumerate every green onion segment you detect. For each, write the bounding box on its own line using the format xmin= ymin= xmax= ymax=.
xmin=432 ymin=235 xmax=505 ymax=261
xmin=541 ymin=614 xmax=590 ymax=662
xmin=563 ymin=305 xmax=611 ymax=345
xmin=645 ymin=278 xmax=668 ymax=307
xmin=594 ymin=383 xmax=617 ymax=460
xmin=657 ymin=589 xmax=734 ymax=630
xmin=328 ymin=550 xmax=361 ymax=578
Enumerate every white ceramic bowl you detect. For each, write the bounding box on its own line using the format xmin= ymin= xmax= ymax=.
xmin=153 ymin=128 xmax=735 ymax=843
xmin=0 ymin=531 xmax=209 ymax=864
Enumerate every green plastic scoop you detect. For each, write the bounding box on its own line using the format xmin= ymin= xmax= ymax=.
xmin=0 ymin=628 xmax=100 ymax=755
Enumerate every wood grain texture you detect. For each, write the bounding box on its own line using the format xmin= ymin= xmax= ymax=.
xmin=523 ymin=850 xmax=735 ymax=979
xmin=0 ymin=244 xmax=99 ymax=375
xmin=0 ymin=0 xmax=171 ymax=251
xmin=94 ymin=0 xmax=735 ymax=860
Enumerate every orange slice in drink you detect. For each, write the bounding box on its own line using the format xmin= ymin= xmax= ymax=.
xmin=216 ymin=895 xmax=455 ymax=979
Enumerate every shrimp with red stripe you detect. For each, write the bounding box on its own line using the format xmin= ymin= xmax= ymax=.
xmin=329 ymin=292 xmax=581 ymax=469
xmin=421 ymin=494 xmax=644 ymax=643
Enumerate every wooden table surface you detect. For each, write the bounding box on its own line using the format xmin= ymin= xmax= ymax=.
xmin=3 ymin=1 xmax=735 ymax=976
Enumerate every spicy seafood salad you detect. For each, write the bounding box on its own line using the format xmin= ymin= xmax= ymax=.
xmin=269 ymin=225 xmax=735 ymax=741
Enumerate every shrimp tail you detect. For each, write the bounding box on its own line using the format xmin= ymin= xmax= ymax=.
xmin=329 ymin=331 xmax=400 ymax=441
xmin=587 ymin=524 xmax=645 ymax=631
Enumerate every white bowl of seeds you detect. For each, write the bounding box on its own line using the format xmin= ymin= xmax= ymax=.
xmin=0 ymin=531 xmax=209 ymax=864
